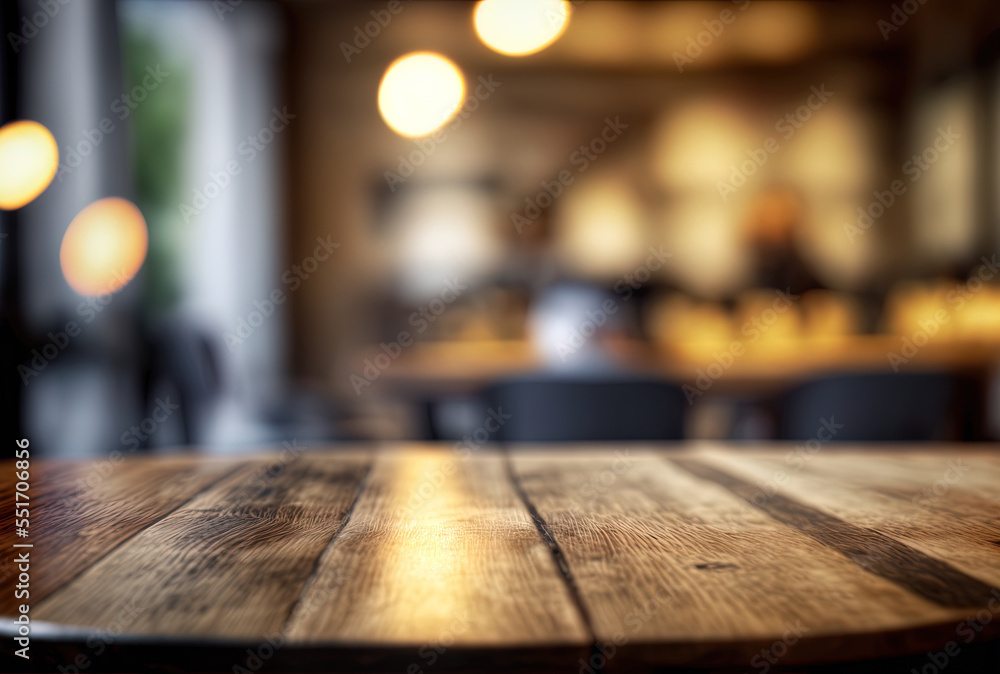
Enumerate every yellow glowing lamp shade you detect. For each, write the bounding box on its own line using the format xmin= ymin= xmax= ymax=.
xmin=60 ymin=197 xmax=148 ymax=296
xmin=0 ymin=120 xmax=59 ymax=210
xmin=378 ymin=52 xmax=465 ymax=138
xmin=474 ymin=0 xmax=570 ymax=57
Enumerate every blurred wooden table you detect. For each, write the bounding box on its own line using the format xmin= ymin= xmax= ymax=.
xmin=366 ymin=338 xmax=1000 ymax=394
xmin=2 ymin=445 xmax=1000 ymax=672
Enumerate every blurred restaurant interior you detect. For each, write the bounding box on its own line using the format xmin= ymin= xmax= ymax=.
xmin=3 ymin=0 xmax=1000 ymax=455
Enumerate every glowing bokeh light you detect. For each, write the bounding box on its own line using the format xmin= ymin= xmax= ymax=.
xmin=60 ymin=197 xmax=148 ymax=296
xmin=734 ymin=2 xmax=818 ymax=62
xmin=0 ymin=120 xmax=59 ymax=210
xmin=378 ymin=52 xmax=465 ymax=138
xmin=557 ymin=178 xmax=645 ymax=277
xmin=474 ymin=0 xmax=570 ymax=57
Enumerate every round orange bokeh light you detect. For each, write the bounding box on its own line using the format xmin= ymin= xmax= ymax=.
xmin=0 ymin=120 xmax=59 ymax=210
xmin=60 ymin=197 xmax=148 ymax=296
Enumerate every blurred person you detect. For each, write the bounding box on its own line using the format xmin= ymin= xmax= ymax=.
xmin=490 ymin=281 xmax=687 ymax=442
xmin=742 ymin=186 xmax=824 ymax=297
xmin=528 ymin=282 xmax=629 ymax=372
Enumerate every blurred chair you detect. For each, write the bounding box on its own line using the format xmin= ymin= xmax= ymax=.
xmin=777 ymin=372 xmax=954 ymax=442
xmin=472 ymin=282 xmax=685 ymax=443
xmin=143 ymin=322 xmax=349 ymax=447
xmin=484 ymin=373 xmax=686 ymax=442
xmin=142 ymin=321 xmax=223 ymax=446
xmin=253 ymin=387 xmax=350 ymax=443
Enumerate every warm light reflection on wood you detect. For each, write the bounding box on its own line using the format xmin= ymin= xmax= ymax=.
xmin=285 ymin=449 xmax=589 ymax=645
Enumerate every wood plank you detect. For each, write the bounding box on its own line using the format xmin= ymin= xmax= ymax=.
xmin=0 ymin=455 xmax=238 ymax=615
xmin=9 ymin=446 xmax=1000 ymax=673
xmin=283 ymin=448 xmax=589 ymax=664
xmin=691 ymin=446 xmax=1000 ymax=591
xmin=673 ymin=457 xmax=996 ymax=608
xmin=741 ymin=448 xmax=1000 ymax=516
xmin=31 ymin=451 xmax=371 ymax=638
xmin=509 ymin=447 xmax=990 ymax=669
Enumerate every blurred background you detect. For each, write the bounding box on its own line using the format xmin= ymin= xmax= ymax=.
xmin=2 ymin=0 xmax=1000 ymax=456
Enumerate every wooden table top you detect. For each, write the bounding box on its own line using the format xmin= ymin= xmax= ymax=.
xmin=2 ymin=444 xmax=1000 ymax=672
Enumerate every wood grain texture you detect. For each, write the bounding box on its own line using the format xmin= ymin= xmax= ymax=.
xmin=672 ymin=457 xmax=996 ymax=607
xmin=691 ymin=446 xmax=1000 ymax=592
xmin=3 ymin=444 xmax=1000 ymax=673
xmin=508 ymin=447 xmax=999 ymax=669
xmin=30 ymin=452 xmax=371 ymax=638
xmin=284 ymin=448 xmax=590 ymax=654
xmin=0 ymin=456 xmax=238 ymax=614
